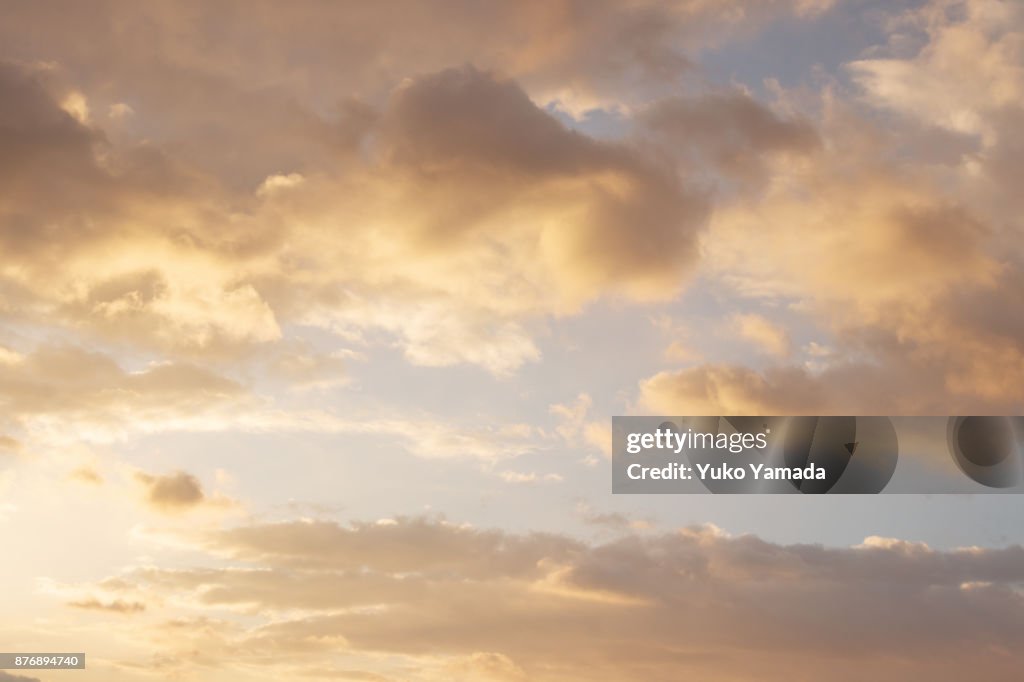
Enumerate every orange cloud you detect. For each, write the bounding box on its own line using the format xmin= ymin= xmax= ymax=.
xmin=57 ymin=517 xmax=1024 ymax=681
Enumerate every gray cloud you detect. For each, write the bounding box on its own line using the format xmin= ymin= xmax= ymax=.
xmin=640 ymin=90 xmax=820 ymax=185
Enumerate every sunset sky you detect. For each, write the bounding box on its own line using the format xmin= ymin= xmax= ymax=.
xmin=2 ymin=1 xmax=1024 ymax=680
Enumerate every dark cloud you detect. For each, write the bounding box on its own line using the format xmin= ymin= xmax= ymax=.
xmin=0 ymin=61 xmax=109 ymax=255
xmin=374 ymin=66 xmax=710 ymax=297
xmin=381 ymin=67 xmax=607 ymax=175
xmin=640 ymin=90 xmax=820 ymax=185
xmin=0 ymin=61 xmax=199 ymax=258
xmin=135 ymin=471 xmax=206 ymax=512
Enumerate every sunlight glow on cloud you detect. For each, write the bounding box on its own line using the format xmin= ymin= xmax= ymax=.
xmin=0 ymin=1 xmax=1022 ymax=680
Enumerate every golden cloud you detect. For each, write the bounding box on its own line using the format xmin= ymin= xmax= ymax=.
xmin=57 ymin=517 xmax=1024 ymax=681
xmin=0 ymin=345 xmax=243 ymax=427
xmin=0 ymin=59 xmax=714 ymax=374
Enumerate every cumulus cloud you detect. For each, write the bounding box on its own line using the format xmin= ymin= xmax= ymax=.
xmin=0 ymin=0 xmax=848 ymax=378
xmin=10 ymin=0 xmax=1012 ymax=407
xmin=659 ymin=0 xmax=1024 ymax=415
xmin=202 ymin=64 xmax=718 ymax=374
xmin=310 ymin=66 xmax=707 ymax=346
xmin=849 ymin=0 xmax=1023 ymax=140
xmin=0 ymin=55 xmax=713 ymax=374
xmin=848 ymin=0 xmax=1024 ymax=233
xmin=639 ymin=90 xmax=820 ymax=186
xmin=0 ymin=61 xmax=283 ymax=356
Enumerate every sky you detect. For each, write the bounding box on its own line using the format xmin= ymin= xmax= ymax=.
xmin=1 ymin=0 xmax=1023 ymax=680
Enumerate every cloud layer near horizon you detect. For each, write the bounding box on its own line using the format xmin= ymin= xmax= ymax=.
xmin=52 ymin=516 xmax=1024 ymax=681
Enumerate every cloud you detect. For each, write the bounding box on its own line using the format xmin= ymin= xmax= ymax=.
xmin=0 ymin=57 xmax=712 ymax=375
xmin=636 ymin=1 xmax=1024 ymax=417
xmin=576 ymin=502 xmax=652 ymax=532
xmin=690 ymin=74 xmax=1023 ymax=413
xmin=0 ymin=348 xmax=542 ymax=458
xmin=132 ymin=469 xmax=242 ymax=516
xmin=69 ymin=466 xmax=103 ymax=485
xmin=202 ymin=517 xmax=578 ymax=576
xmin=441 ymin=652 xmax=527 ymax=681
xmin=640 ymin=364 xmax=824 ymax=415
xmin=0 ymin=6 xmax=923 ymax=386
xmin=256 ymin=172 xmax=305 ymax=197
xmin=639 ymin=90 xmax=820 ymax=186
xmin=0 ymin=673 xmax=41 ymax=682
xmin=0 ymin=61 xmax=283 ymax=357
xmin=550 ymin=393 xmax=613 ymax=457
xmin=262 ymin=344 xmax=351 ymax=392
xmin=68 ymin=597 xmax=146 ymax=614
xmin=2 ymin=4 xmax=1023 ymax=681
xmin=108 ymin=101 xmax=134 ymax=119
xmin=497 ymin=471 xmax=563 ymax=485
xmin=68 ymin=517 xmax=1024 ymax=681
xmin=0 ymin=345 xmax=244 ymax=439
xmin=732 ymin=313 xmax=791 ymax=357
xmin=135 ymin=471 xmax=207 ymax=513
xmin=840 ymin=0 xmax=1024 ymax=237
xmin=14 ymin=2 xmax=999 ymax=402
xmin=237 ymin=66 xmax=714 ymax=373
xmin=0 ymin=5 xmax=844 ymax=378
xmin=366 ymin=66 xmax=708 ymax=301
xmin=183 ymin=411 xmax=543 ymax=461
xmin=0 ymin=2 xmax=838 ymax=140
xmin=0 ymin=61 xmax=110 ymax=256
xmin=705 ymin=164 xmax=998 ymax=314
xmin=636 ymin=348 xmax=1022 ymax=416
xmin=0 ymin=338 xmax=543 ymax=466
xmin=849 ymin=0 xmax=1023 ymax=140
